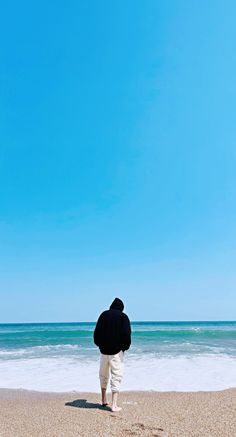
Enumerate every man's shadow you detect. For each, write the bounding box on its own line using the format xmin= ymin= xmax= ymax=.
xmin=65 ymin=399 xmax=110 ymax=411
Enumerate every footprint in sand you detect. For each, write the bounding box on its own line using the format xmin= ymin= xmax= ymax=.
xmin=124 ymin=422 xmax=167 ymax=436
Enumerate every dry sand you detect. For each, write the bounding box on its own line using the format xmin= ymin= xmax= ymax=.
xmin=0 ymin=388 xmax=235 ymax=437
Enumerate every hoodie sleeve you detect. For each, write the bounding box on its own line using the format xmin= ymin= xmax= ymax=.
xmin=121 ymin=314 xmax=131 ymax=351
xmin=93 ymin=314 xmax=102 ymax=346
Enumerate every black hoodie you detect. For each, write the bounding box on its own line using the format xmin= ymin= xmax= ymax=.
xmin=93 ymin=298 xmax=131 ymax=355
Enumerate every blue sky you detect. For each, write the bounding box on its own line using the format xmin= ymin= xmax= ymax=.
xmin=0 ymin=1 xmax=235 ymax=322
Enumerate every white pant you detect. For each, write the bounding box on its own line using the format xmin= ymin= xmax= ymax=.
xmin=99 ymin=351 xmax=124 ymax=392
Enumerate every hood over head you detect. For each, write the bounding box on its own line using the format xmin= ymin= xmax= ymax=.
xmin=110 ymin=297 xmax=124 ymax=311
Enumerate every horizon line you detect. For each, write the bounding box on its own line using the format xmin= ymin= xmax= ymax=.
xmin=0 ymin=319 xmax=236 ymax=325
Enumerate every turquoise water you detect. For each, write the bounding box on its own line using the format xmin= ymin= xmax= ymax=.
xmin=1 ymin=321 xmax=236 ymax=359
xmin=1 ymin=321 xmax=236 ymax=391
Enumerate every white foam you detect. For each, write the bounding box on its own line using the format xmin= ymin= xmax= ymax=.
xmin=0 ymin=354 xmax=236 ymax=392
xmin=0 ymin=344 xmax=97 ymax=359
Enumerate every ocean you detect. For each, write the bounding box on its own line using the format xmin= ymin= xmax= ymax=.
xmin=0 ymin=321 xmax=236 ymax=392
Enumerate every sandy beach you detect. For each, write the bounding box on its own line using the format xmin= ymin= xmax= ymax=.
xmin=0 ymin=388 xmax=235 ymax=437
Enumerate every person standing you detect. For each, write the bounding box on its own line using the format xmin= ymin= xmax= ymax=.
xmin=93 ymin=298 xmax=131 ymax=412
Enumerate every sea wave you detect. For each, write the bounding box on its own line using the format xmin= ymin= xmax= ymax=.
xmin=0 ymin=344 xmax=97 ymax=360
xmin=131 ymin=329 xmax=236 ymax=337
xmin=0 ymin=354 xmax=235 ymax=392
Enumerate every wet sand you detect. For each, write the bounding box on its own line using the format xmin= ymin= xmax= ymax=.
xmin=0 ymin=388 xmax=235 ymax=436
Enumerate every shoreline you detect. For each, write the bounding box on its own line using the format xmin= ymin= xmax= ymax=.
xmin=1 ymin=388 xmax=236 ymax=436
xmin=1 ymin=386 xmax=236 ymax=395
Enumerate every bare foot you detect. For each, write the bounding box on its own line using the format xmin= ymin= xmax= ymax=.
xmin=102 ymin=402 xmax=109 ymax=407
xmin=111 ymin=405 xmax=122 ymax=412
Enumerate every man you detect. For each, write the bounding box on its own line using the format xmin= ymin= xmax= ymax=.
xmin=93 ymin=297 xmax=131 ymax=412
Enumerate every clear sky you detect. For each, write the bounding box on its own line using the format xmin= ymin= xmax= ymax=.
xmin=0 ymin=1 xmax=235 ymax=322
